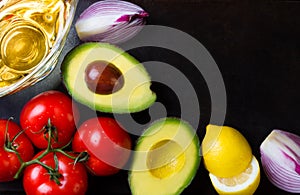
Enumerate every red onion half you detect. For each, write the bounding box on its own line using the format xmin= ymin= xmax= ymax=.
xmin=75 ymin=0 xmax=148 ymax=44
xmin=260 ymin=130 xmax=300 ymax=193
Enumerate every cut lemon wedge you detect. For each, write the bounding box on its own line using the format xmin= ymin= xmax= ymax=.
xmin=209 ymin=155 xmax=260 ymax=195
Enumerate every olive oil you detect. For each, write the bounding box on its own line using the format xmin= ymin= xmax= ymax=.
xmin=0 ymin=0 xmax=70 ymax=87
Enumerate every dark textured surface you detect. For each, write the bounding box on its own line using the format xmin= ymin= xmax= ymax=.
xmin=0 ymin=0 xmax=300 ymax=194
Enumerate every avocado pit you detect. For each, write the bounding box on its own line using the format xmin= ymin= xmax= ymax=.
xmin=147 ymin=139 xmax=185 ymax=179
xmin=85 ymin=60 xmax=124 ymax=95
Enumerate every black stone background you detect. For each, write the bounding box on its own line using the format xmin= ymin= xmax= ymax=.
xmin=0 ymin=0 xmax=299 ymax=194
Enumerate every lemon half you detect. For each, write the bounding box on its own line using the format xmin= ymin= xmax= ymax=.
xmin=209 ymin=155 xmax=260 ymax=195
xmin=202 ymin=125 xmax=252 ymax=177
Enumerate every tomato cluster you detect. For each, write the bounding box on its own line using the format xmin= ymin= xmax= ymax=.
xmin=0 ymin=90 xmax=132 ymax=195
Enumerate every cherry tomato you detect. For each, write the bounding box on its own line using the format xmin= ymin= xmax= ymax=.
xmin=0 ymin=119 xmax=34 ymax=182
xmin=72 ymin=117 xmax=132 ymax=176
xmin=23 ymin=151 xmax=88 ymax=195
xmin=20 ymin=90 xmax=80 ymax=149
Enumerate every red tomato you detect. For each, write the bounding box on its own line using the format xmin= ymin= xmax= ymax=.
xmin=20 ymin=90 xmax=80 ymax=149
xmin=0 ymin=119 xmax=34 ymax=182
xmin=23 ymin=151 xmax=88 ymax=195
xmin=72 ymin=117 xmax=132 ymax=176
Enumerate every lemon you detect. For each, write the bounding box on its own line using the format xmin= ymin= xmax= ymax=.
xmin=202 ymin=125 xmax=252 ymax=177
xmin=209 ymin=155 xmax=260 ymax=195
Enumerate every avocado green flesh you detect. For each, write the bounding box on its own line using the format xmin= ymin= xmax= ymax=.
xmin=61 ymin=42 xmax=156 ymax=113
xmin=129 ymin=118 xmax=200 ymax=195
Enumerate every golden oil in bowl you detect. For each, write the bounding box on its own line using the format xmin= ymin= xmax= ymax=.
xmin=0 ymin=0 xmax=76 ymax=94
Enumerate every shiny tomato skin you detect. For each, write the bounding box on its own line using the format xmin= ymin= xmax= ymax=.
xmin=20 ymin=90 xmax=79 ymax=149
xmin=23 ymin=151 xmax=88 ymax=195
xmin=72 ymin=117 xmax=132 ymax=176
xmin=0 ymin=119 xmax=34 ymax=182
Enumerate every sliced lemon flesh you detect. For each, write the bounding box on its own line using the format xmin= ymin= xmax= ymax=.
xmin=209 ymin=155 xmax=260 ymax=195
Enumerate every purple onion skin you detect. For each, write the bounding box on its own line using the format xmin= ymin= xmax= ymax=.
xmin=116 ymin=11 xmax=149 ymax=23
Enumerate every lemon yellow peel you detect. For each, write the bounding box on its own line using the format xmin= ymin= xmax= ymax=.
xmin=202 ymin=125 xmax=252 ymax=178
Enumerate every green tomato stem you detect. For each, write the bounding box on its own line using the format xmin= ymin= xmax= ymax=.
xmin=13 ymin=118 xmax=89 ymax=183
xmin=3 ymin=118 xmax=25 ymax=164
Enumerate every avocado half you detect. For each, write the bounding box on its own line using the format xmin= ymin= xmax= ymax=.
xmin=129 ymin=118 xmax=200 ymax=195
xmin=61 ymin=42 xmax=156 ymax=113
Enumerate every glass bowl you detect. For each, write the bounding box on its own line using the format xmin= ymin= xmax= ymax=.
xmin=0 ymin=0 xmax=78 ymax=97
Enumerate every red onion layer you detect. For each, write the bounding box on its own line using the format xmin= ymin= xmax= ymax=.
xmin=260 ymin=130 xmax=300 ymax=193
xmin=75 ymin=0 xmax=148 ymax=44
